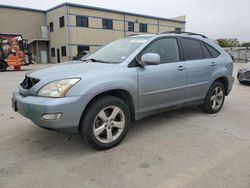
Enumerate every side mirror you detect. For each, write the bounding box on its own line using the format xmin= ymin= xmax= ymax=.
xmin=139 ymin=53 xmax=161 ymax=66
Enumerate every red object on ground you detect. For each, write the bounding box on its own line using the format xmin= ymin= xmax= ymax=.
xmin=13 ymin=65 xmax=21 ymax=70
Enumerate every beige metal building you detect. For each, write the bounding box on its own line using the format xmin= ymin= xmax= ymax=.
xmin=0 ymin=3 xmax=186 ymax=63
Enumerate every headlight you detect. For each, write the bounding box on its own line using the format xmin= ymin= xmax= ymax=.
xmin=37 ymin=78 xmax=80 ymax=98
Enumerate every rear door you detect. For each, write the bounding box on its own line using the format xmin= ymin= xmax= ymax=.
xmin=180 ymin=37 xmax=220 ymax=102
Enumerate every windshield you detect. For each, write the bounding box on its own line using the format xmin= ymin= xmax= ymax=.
xmin=84 ymin=37 xmax=149 ymax=64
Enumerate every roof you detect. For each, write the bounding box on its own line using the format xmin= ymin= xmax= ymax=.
xmin=0 ymin=4 xmax=45 ymax=13
xmin=48 ymin=2 xmax=186 ymax=23
xmin=0 ymin=2 xmax=185 ymax=24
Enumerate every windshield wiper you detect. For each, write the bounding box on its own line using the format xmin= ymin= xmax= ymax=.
xmin=87 ymin=58 xmax=109 ymax=64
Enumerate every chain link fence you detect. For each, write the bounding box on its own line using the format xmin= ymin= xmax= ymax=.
xmin=224 ymin=47 xmax=250 ymax=62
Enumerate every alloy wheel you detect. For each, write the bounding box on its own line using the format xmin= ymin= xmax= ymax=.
xmin=93 ymin=106 xmax=125 ymax=144
xmin=210 ymin=86 xmax=224 ymax=111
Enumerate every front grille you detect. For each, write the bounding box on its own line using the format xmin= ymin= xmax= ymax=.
xmin=20 ymin=76 xmax=40 ymax=89
xmin=244 ymin=71 xmax=250 ymax=78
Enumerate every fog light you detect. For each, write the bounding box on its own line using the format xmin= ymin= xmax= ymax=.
xmin=41 ymin=113 xmax=62 ymax=120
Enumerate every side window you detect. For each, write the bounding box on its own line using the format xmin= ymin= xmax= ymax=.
xmin=59 ymin=16 xmax=65 ymax=28
xmin=139 ymin=23 xmax=147 ymax=33
xmin=204 ymin=43 xmax=220 ymax=58
xmin=102 ymin=19 xmax=113 ymax=30
xmin=49 ymin=22 xmax=53 ymax=32
xmin=182 ymin=38 xmax=203 ymax=60
xmin=128 ymin=22 xmax=134 ymax=32
xmin=201 ymin=42 xmax=212 ymax=59
xmin=51 ymin=48 xmax=55 ymax=57
xmin=61 ymin=46 xmax=66 ymax=56
xmin=142 ymin=38 xmax=180 ymax=64
xmin=76 ymin=16 xmax=89 ymax=27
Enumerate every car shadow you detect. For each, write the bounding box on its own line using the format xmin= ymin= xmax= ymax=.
xmin=21 ymin=106 xmax=204 ymax=154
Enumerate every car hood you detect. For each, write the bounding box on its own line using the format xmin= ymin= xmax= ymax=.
xmin=27 ymin=61 xmax=118 ymax=80
xmin=241 ymin=62 xmax=250 ymax=70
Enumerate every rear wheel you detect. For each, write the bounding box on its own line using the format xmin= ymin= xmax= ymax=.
xmin=79 ymin=96 xmax=131 ymax=150
xmin=202 ymin=82 xmax=225 ymax=114
xmin=0 ymin=61 xmax=7 ymax=72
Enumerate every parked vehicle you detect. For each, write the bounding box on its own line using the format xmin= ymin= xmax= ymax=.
xmin=12 ymin=31 xmax=234 ymax=150
xmin=0 ymin=34 xmax=29 ymax=71
xmin=237 ymin=62 xmax=250 ymax=84
xmin=73 ymin=51 xmax=89 ymax=60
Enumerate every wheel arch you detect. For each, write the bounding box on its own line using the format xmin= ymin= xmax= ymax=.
xmin=213 ymin=77 xmax=229 ymax=95
xmin=80 ymin=89 xmax=136 ymax=126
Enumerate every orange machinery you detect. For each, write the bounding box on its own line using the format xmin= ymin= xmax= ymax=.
xmin=0 ymin=34 xmax=28 ymax=71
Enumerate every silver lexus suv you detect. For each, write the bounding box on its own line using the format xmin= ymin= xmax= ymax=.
xmin=12 ymin=31 xmax=234 ymax=150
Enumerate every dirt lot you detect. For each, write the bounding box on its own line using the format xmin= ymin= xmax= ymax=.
xmin=0 ymin=63 xmax=249 ymax=188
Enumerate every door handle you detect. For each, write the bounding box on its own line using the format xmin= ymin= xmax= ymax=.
xmin=177 ymin=66 xmax=186 ymax=71
xmin=211 ymin=62 xmax=216 ymax=66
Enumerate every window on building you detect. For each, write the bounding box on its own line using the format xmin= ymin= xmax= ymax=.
xmin=142 ymin=38 xmax=180 ymax=64
xmin=49 ymin=22 xmax=54 ymax=32
xmin=61 ymin=46 xmax=66 ymax=56
xmin=175 ymin=28 xmax=181 ymax=33
xmin=102 ymin=19 xmax=113 ymax=30
xmin=181 ymin=38 xmax=203 ymax=60
xmin=77 ymin=45 xmax=90 ymax=55
xmin=51 ymin=48 xmax=55 ymax=57
xmin=139 ymin=23 xmax=147 ymax=33
xmin=59 ymin=16 xmax=65 ymax=28
xmin=128 ymin=22 xmax=134 ymax=32
xmin=76 ymin=16 xmax=89 ymax=27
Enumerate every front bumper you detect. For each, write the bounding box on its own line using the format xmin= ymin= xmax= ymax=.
xmin=237 ymin=71 xmax=250 ymax=83
xmin=12 ymin=88 xmax=86 ymax=132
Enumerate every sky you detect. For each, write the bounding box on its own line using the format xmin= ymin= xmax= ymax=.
xmin=0 ymin=0 xmax=249 ymax=42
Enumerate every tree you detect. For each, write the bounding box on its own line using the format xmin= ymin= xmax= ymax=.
xmin=242 ymin=42 xmax=250 ymax=47
xmin=217 ymin=38 xmax=240 ymax=47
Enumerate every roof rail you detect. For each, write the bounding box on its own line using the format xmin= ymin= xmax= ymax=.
xmin=159 ymin=31 xmax=208 ymax=38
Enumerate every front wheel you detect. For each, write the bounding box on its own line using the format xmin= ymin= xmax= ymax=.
xmin=202 ymin=82 xmax=225 ymax=114
xmin=79 ymin=96 xmax=131 ymax=150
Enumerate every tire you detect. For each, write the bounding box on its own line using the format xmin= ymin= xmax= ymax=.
xmin=202 ymin=82 xmax=225 ymax=114
xmin=79 ymin=95 xmax=131 ymax=150
xmin=0 ymin=61 xmax=7 ymax=72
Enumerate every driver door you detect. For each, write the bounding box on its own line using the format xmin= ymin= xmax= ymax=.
xmin=138 ymin=37 xmax=187 ymax=114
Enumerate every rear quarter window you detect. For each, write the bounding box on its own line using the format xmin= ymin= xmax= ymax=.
xmin=203 ymin=42 xmax=220 ymax=58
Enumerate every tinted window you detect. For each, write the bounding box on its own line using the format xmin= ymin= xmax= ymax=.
xmin=139 ymin=23 xmax=147 ymax=33
xmin=142 ymin=38 xmax=180 ymax=64
xmin=182 ymin=38 xmax=203 ymax=60
xmin=59 ymin=16 xmax=65 ymax=28
xmin=201 ymin=42 xmax=212 ymax=59
xmin=128 ymin=22 xmax=134 ymax=32
xmin=102 ymin=19 xmax=113 ymax=30
xmin=61 ymin=46 xmax=66 ymax=56
xmin=204 ymin=43 xmax=220 ymax=58
xmin=76 ymin=16 xmax=89 ymax=27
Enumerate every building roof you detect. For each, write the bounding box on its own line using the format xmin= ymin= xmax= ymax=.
xmin=48 ymin=2 xmax=186 ymax=23
xmin=0 ymin=2 xmax=185 ymax=24
xmin=0 ymin=4 xmax=45 ymax=13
